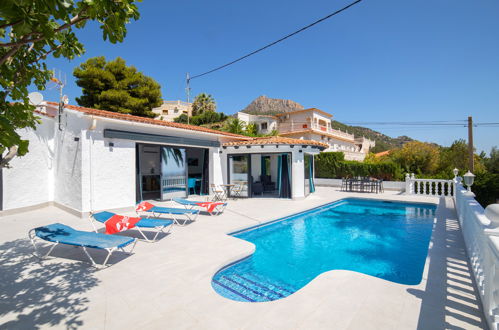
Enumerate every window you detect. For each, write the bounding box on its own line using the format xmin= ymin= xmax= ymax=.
xmin=162 ymin=110 xmax=168 ymax=115
xmin=261 ymin=122 xmax=268 ymax=130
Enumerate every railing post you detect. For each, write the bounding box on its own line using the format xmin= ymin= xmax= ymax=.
xmin=405 ymin=173 xmax=411 ymax=194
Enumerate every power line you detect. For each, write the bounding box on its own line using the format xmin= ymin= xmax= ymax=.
xmin=189 ymin=0 xmax=364 ymax=81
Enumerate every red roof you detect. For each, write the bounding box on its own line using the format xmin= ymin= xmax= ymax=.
xmin=45 ymin=102 xmax=249 ymax=139
xmin=374 ymin=150 xmax=392 ymax=157
xmin=222 ymin=136 xmax=328 ymax=149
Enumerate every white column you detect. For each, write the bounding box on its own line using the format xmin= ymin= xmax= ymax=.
xmin=291 ymin=150 xmax=305 ymax=199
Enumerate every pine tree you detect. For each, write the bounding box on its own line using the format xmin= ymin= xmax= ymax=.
xmin=73 ymin=57 xmax=162 ymax=118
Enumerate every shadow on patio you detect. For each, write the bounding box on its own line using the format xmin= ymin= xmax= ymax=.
xmin=407 ymin=197 xmax=487 ymax=329
xmin=0 ymin=238 xmax=100 ymax=329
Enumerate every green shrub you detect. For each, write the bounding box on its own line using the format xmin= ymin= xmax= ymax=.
xmin=314 ymin=152 xmax=403 ymax=181
xmin=473 ymin=172 xmax=499 ymax=207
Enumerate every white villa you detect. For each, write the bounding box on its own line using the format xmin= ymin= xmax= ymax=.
xmin=152 ymin=100 xmax=192 ymax=122
xmin=237 ymin=108 xmax=375 ymax=161
xmin=1 ymin=102 xmax=496 ymax=330
xmin=0 ymin=102 xmax=326 ymax=215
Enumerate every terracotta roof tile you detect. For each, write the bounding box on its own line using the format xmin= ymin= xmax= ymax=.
xmin=34 ymin=109 xmax=55 ymax=118
xmin=222 ymin=136 xmax=328 ymax=149
xmin=45 ymin=102 xmax=249 ymax=139
xmin=374 ymin=150 xmax=392 ymax=157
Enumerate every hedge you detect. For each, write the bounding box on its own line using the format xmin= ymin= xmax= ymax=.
xmin=314 ymin=152 xmax=403 ymax=181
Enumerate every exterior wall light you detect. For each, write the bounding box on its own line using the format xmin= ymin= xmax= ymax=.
xmin=463 ymin=171 xmax=475 ymax=192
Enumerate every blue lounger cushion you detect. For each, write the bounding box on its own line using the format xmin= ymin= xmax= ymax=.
xmin=92 ymin=211 xmax=174 ymax=228
xmin=173 ymin=198 xmax=227 ymax=206
xmin=35 ymin=223 xmax=135 ymax=249
xmin=148 ymin=206 xmax=199 ymax=215
xmin=172 ymin=198 xmax=199 ymax=205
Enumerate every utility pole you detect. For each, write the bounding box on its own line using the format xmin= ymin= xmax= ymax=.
xmin=186 ymin=73 xmax=191 ymax=125
xmin=468 ymin=116 xmax=474 ymax=172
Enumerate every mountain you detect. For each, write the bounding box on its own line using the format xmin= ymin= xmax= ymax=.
xmin=329 ymin=121 xmax=413 ymax=153
xmin=241 ymin=95 xmax=304 ymax=115
xmin=240 ymin=96 xmax=414 ymax=153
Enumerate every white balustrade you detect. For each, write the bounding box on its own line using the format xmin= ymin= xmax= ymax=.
xmin=454 ymin=179 xmax=499 ymax=329
xmin=404 ymin=173 xmax=454 ymax=196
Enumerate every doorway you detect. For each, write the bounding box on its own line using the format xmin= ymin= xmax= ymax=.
xmin=136 ymin=143 xmax=209 ymax=202
xmin=227 ymin=153 xmax=291 ymax=199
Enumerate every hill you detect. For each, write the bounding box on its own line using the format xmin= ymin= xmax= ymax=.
xmin=240 ymin=96 xmax=414 ymax=153
xmin=329 ymin=121 xmax=413 ymax=153
xmin=241 ymin=95 xmax=303 ymax=115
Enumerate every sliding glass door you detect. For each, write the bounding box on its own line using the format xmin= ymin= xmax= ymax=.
xmin=228 ymin=155 xmax=250 ymax=197
xmin=160 ymin=146 xmax=187 ymax=200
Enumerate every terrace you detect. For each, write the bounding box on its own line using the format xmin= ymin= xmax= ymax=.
xmin=0 ymin=186 xmax=488 ymax=329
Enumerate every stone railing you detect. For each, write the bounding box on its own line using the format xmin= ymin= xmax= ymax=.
xmin=454 ymin=178 xmax=499 ymax=329
xmin=310 ymin=123 xmax=355 ymax=140
xmin=405 ymin=173 xmax=454 ymax=197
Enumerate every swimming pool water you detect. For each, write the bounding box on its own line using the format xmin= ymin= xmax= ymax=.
xmin=212 ymin=198 xmax=436 ymax=302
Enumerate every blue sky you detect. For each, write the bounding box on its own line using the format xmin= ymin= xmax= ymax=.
xmin=41 ymin=0 xmax=499 ymax=154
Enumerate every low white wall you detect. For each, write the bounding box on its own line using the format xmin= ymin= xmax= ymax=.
xmin=315 ymin=178 xmax=405 ymax=191
xmin=2 ymin=117 xmax=55 ymax=210
xmin=454 ymin=180 xmax=499 ymax=329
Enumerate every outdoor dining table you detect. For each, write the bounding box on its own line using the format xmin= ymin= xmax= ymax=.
xmin=219 ymin=184 xmax=235 ymax=200
xmin=343 ymin=177 xmax=383 ymax=193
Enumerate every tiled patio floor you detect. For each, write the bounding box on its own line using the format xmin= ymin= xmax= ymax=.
xmin=0 ymin=187 xmax=487 ymax=329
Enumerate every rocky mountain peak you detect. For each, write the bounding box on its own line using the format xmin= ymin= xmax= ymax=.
xmin=241 ymin=95 xmax=304 ymax=116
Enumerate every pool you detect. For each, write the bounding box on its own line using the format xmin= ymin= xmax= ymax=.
xmin=212 ymin=198 xmax=436 ymax=302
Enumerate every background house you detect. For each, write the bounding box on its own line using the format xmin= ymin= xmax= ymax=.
xmin=236 ymin=108 xmax=375 ymax=161
xmin=152 ymin=100 xmax=192 ymax=122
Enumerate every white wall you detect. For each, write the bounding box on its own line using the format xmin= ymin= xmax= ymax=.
xmin=2 ymin=116 xmax=55 ymax=210
xmin=211 ymin=147 xmax=224 ymax=186
xmin=52 ymin=111 xmax=87 ymax=211
xmin=83 ymin=128 xmax=136 ymax=212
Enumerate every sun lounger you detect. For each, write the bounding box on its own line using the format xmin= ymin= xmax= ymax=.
xmin=136 ymin=201 xmax=200 ymax=226
xmin=90 ymin=211 xmax=173 ymax=242
xmin=29 ymin=223 xmax=137 ymax=267
xmin=172 ymin=198 xmax=227 ymax=216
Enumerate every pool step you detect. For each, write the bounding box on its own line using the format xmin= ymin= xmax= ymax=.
xmin=213 ymin=273 xmax=296 ymax=302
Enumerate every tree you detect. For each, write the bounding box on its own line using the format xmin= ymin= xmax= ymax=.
xmin=224 ymin=118 xmax=246 ymax=135
xmin=73 ymin=57 xmax=162 ymax=118
xmin=191 ymin=93 xmax=216 ymax=116
xmin=436 ymin=139 xmax=486 ymax=177
xmin=0 ymin=0 xmax=140 ymax=167
xmin=174 ymin=111 xmax=227 ymax=126
xmin=246 ymin=123 xmax=258 ymax=136
xmin=485 ymin=147 xmax=499 ymax=174
xmin=389 ymin=141 xmax=440 ymax=175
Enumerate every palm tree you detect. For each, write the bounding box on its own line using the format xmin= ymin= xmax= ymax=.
xmin=192 ymin=93 xmax=216 ymax=116
xmin=224 ymin=118 xmax=246 ymax=135
xmin=246 ymin=123 xmax=258 ymax=136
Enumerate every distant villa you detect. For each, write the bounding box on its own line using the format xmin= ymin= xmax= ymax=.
xmin=237 ymin=108 xmax=375 ymax=161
